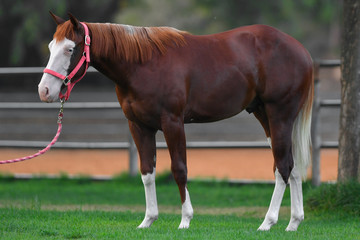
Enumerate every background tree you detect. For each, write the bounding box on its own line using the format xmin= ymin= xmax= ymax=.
xmin=338 ymin=0 xmax=360 ymax=182
xmin=116 ymin=0 xmax=341 ymax=58
xmin=0 ymin=0 xmax=120 ymax=67
xmin=0 ymin=0 xmax=341 ymax=67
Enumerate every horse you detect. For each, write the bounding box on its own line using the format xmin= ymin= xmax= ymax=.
xmin=38 ymin=12 xmax=313 ymax=231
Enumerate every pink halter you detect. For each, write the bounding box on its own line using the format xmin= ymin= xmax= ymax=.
xmin=43 ymin=22 xmax=91 ymax=101
xmin=0 ymin=22 xmax=90 ymax=164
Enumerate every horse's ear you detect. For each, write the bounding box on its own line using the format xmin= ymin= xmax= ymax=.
xmin=49 ymin=11 xmax=65 ymax=25
xmin=68 ymin=13 xmax=81 ymax=30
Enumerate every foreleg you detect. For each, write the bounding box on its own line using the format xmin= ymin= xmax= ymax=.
xmin=128 ymin=121 xmax=158 ymax=228
xmin=162 ymin=114 xmax=193 ymax=229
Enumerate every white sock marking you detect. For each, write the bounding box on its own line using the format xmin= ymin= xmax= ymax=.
xmin=258 ymin=168 xmax=286 ymax=231
xmin=286 ymin=166 xmax=304 ymax=231
xmin=178 ymin=187 xmax=194 ymax=229
xmin=137 ymin=168 xmax=158 ymax=228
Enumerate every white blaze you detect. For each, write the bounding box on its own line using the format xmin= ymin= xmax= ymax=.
xmin=38 ymin=38 xmax=75 ymax=102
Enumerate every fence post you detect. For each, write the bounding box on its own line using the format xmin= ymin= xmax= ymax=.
xmin=128 ymin=134 xmax=138 ymax=176
xmin=311 ymin=63 xmax=321 ymax=186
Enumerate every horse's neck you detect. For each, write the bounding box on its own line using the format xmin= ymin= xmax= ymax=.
xmin=88 ymin=22 xmax=186 ymax=86
xmin=91 ymin=57 xmax=134 ymax=87
xmin=87 ymin=23 xmax=136 ymax=84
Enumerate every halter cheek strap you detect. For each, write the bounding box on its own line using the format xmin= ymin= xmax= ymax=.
xmin=43 ymin=22 xmax=91 ymax=101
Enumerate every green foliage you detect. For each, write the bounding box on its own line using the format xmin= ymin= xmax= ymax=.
xmin=306 ymin=181 xmax=360 ymax=215
xmin=117 ymin=0 xmax=341 ymax=57
xmin=0 ymin=0 xmax=341 ymax=66
xmin=0 ymin=0 xmax=119 ymax=66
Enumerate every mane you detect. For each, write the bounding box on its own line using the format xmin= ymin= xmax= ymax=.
xmin=86 ymin=23 xmax=188 ymax=63
xmin=53 ymin=21 xmax=187 ymax=63
xmin=87 ymin=23 xmax=187 ymax=63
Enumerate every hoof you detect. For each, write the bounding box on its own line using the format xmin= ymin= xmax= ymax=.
xmin=178 ymin=217 xmax=191 ymax=229
xmin=258 ymin=217 xmax=277 ymax=231
xmin=137 ymin=216 xmax=158 ymax=229
xmin=285 ymin=216 xmax=303 ymax=231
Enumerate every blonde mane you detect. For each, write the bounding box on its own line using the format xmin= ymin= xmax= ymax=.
xmin=54 ymin=22 xmax=187 ymax=63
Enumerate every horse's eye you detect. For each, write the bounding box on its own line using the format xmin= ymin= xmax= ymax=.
xmin=68 ymin=48 xmax=73 ymax=53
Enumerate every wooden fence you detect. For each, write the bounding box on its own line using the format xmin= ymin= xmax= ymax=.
xmin=0 ymin=60 xmax=341 ymax=183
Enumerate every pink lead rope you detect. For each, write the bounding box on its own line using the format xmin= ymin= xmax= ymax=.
xmin=0 ymin=100 xmax=64 ymax=164
xmin=0 ymin=23 xmax=91 ymax=164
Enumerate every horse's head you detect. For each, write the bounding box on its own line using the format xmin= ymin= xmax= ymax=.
xmin=39 ymin=12 xmax=87 ymax=102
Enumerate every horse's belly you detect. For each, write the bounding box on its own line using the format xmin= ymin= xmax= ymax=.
xmin=184 ymin=83 xmax=255 ymax=123
xmin=184 ymin=110 xmax=241 ymax=123
xmin=183 ymin=51 xmax=257 ymax=123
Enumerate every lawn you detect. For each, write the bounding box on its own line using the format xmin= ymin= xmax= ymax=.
xmin=0 ymin=174 xmax=359 ymax=239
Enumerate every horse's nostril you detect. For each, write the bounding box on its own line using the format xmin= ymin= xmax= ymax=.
xmin=45 ymin=87 xmax=49 ymax=96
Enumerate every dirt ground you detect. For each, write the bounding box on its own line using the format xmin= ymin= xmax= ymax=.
xmin=0 ymin=148 xmax=338 ymax=182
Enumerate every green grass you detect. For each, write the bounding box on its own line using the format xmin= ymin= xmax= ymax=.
xmin=0 ymin=209 xmax=358 ymax=239
xmin=0 ymin=173 xmax=293 ymax=207
xmin=0 ymin=174 xmax=359 ymax=239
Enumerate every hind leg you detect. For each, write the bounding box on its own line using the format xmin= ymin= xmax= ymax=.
xmin=254 ymin=105 xmax=284 ymax=231
xmin=128 ymin=121 xmax=159 ymax=228
xmin=266 ymin=103 xmax=296 ymax=183
xmin=253 ymin=104 xmax=271 ymax=147
xmin=259 ymin=166 xmax=304 ymax=232
xmin=258 ymin=168 xmax=287 ymax=231
xmin=257 ymin=104 xmax=297 ymax=231
xmin=286 ymin=166 xmax=304 ymax=231
xmin=254 ymin=105 xmax=286 ymax=231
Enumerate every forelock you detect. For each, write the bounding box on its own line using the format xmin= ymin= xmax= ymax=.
xmin=53 ymin=21 xmax=76 ymax=42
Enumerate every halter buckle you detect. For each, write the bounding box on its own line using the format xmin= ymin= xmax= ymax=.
xmin=63 ymin=77 xmax=71 ymax=86
xmin=85 ymin=35 xmax=90 ymax=46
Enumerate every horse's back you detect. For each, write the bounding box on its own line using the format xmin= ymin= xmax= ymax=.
xmin=181 ymin=25 xmax=312 ymax=123
xmin=211 ymin=24 xmax=312 ymax=69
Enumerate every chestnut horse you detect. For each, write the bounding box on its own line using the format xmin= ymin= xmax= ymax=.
xmin=38 ymin=13 xmax=313 ymax=231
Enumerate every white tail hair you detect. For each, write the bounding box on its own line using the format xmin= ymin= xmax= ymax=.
xmin=291 ymin=84 xmax=314 ymax=180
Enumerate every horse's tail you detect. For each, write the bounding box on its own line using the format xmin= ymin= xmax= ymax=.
xmin=291 ymin=72 xmax=314 ymax=180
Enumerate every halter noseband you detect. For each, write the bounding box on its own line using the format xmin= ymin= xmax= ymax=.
xmin=43 ymin=22 xmax=91 ymax=101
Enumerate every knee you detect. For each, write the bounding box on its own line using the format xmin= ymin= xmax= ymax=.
xmin=171 ymin=164 xmax=187 ymax=185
